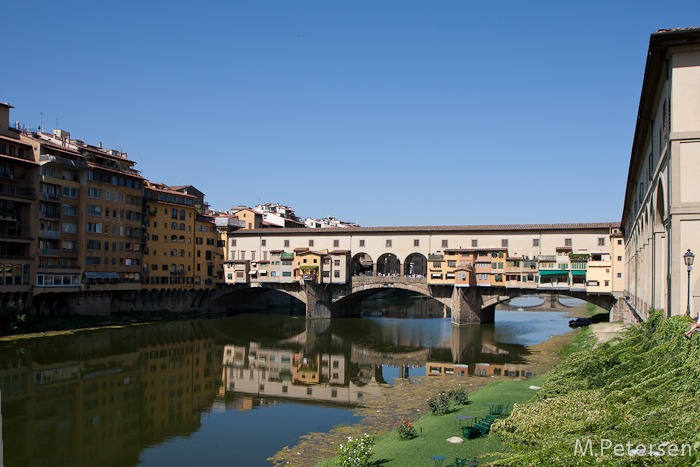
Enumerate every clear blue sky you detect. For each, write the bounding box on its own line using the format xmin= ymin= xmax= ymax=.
xmin=3 ymin=1 xmax=699 ymax=226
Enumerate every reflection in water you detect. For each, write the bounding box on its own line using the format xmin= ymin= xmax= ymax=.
xmin=0 ymin=307 xmax=576 ymax=467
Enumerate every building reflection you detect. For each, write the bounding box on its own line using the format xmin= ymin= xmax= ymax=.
xmin=221 ymin=343 xmax=382 ymax=406
xmin=0 ymin=322 xmax=222 ymax=467
xmin=1 ymin=312 xmax=543 ymax=466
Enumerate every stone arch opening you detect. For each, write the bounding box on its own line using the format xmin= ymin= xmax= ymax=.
xmin=376 ymin=253 xmax=401 ymax=276
xmin=655 ymin=181 xmax=665 ymax=227
xmin=350 ymin=252 xmax=374 ymax=276
xmin=214 ymin=286 xmax=305 ymax=315
xmin=404 ymin=253 xmax=427 ymax=277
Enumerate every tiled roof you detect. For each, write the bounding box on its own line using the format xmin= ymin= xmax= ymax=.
xmin=0 ymin=152 xmax=38 ymax=166
xmin=230 ymin=222 xmax=619 ymax=235
xmin=0 ymin=134 xmax=32 ymax=147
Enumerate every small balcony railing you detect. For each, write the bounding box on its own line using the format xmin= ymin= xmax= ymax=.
xmin=42 ymin=193 xmax=61 ymax=202
xmin=40 ymin=230 xmax=61 ymax=239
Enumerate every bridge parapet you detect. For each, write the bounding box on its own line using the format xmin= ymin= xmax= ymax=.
xmin=352 ymin=276 xmax=427 ymax=285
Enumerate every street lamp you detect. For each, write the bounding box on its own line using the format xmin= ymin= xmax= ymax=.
xmin=684 ymin=249 xmax=695 ymax=316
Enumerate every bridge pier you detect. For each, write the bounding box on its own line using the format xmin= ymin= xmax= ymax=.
xmin=450 ymin=287 xmax=495 ymax=325
xmin=305 ymin=283 xmax=333 ymax=319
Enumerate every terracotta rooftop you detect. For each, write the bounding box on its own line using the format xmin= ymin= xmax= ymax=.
xmin=229 ymin=222 xmax=620 ymax=235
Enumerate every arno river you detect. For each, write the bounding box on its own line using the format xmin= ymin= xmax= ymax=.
xmin=0 ymin=297 xmax=582 ymax=467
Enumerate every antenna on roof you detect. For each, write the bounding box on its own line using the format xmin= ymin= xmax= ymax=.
xmin=40 ymin=112 xmax=43 ymax=132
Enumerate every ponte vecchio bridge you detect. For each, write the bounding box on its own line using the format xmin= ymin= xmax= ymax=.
xmin=211 ymin=222 xmax=626 ymax=324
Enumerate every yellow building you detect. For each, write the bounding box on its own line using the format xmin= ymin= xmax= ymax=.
xmin=233 ymin=208 xmax=263 ymax=230
xmin=194 ymin=214 xmax=222 ymax=287
xmin=141 ymin=182 xmax=197 ymax=289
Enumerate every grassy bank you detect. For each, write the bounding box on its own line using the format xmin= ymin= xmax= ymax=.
xmin=369 ymin=376 xmax=546 ymax=466
xmin=494 ymin=311 xmax=700 ymax=466
xmin=311 ymin=313 xmax=700 ymax=466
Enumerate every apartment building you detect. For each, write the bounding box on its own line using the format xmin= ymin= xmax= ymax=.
xmin=194 ymin=214 xmax=221 ymax=287
xmin=141 ymin=182 xmax=197 ymax=289
xmin=22 ymin=128 xmax=145 ymax=293
xmin=0 ymin=103 xmax=37 ymax=293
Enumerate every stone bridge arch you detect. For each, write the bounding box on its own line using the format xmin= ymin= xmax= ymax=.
xmin=209 ymin=283 xmax=307 ymax=314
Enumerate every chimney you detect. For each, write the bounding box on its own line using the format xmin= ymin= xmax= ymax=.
xmin=98 ymin=142 xmax=102 ymax=149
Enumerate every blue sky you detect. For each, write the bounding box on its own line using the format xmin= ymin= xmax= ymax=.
xmin=3 ymin=1 xmax=699 ymax=226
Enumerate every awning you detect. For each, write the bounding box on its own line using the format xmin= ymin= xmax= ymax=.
xmin=259 ymin=270 xmax=267 ymax=275
xmin=248 ymin=270 xmax=257 ymax=275
xmin=571 ymin=270 xmax=586 ymax=276
xmin=539 ymin=270 xmax=569 ymax=276
xmin=83 ymin=272 xmax=120 ymax=279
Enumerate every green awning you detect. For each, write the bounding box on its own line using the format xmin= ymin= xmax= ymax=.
xmin=539 ymin=270 xmax=569 ymax=276
xmin=571 ymin=270 xmax=586 ymax=276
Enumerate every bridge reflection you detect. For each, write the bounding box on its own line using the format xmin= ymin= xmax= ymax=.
xmin=0 ymin=312 xmax=545 ymax=467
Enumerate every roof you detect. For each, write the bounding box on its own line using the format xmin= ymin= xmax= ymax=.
xmin=227 ymin=222 xmax=620 ymax=236
xmin=87 ymin=163 xmax=144 ymax=180
xmin=24 ymin=134 xmax=81 ymax=156
xmin=0 ymin=134 xmax=32 ymax=148
xmin=0 ymin=153 xmax=38 ymax=166
xmin=622 ymin=27 xmax=700 ymax=229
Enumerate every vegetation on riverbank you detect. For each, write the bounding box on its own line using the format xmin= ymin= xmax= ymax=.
xmin=0 ymin=308 xmax=203 ymax=340
xmin=493 ymin=311 xmax=700 ymax=465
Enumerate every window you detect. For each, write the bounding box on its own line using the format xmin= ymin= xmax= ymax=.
xmin=639 ymin=183 xmax=644 ymax=203
xmin=63 ymin=186 xmax=78 ymax=198
xmin=564 ymin=238 xmax=572 ymax=247
xmin=533 ymin=238 xmax=539 ymax=247
xmin=231 ymin=239 xmax=237 ymax=247
xmin=87 ymin=205 xmax=102 ymax=216
xmin=471 ymin=239 xmax=478 ymax=247
xmin=309 ymin=240 xmax=314 ymax=247
xmin=334 ymin=270 xmax=340 ymax=278
xmin=617 ymin=255 xmax=622 ymax=261
xmin=86 ymin=223 xmax=101 ymax=234
xmin=262 ymin=239 xmax=267 ymax=247
xmin=617 ymin=239 xmax=622 ymax=245
xmin=414 ymin=239 xmax=419 ymax=247
xmin=284 ymin=240 xmax=289 ymax=247
xmin=598 ymin=238 xmax=605 ymax=246
xmin=386 ymin=240 xmax=392 ymax=248
xmin=649 ymin=152 xmax=654 ymax=181
xmin=333 ymin=240 xmax=339 ymax=248
xmin=501 ymin=239 xmax=508 ymax=248
xmin=617 ymin=273 xmax=622 ymax=278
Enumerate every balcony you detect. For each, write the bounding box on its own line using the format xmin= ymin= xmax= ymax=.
xmin=42 ymin=193 xmax=61 ymax=202
xmin=0 ymin=223 xmax=32 ymax=239
xmin=0 ymin=172 xmax=25 ymax=181
xmin=215 ymin=217 xmax=245 ymax=229
xmin=0 ymin=186 xmax=35 ymax=200
xmin=536 ymin=255 xmax=556 ymax=262
xmin=39 ymin=230 xmax=60 ymax=239
xmin=40 ymin=211 xmax=61 ymax=220
xmin=40 ymin=154 xmax=87 ymax=169
xmin=170 ymin=270 xmax=185 ymax=275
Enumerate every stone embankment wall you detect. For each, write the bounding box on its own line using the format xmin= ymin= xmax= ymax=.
xmin=17 ymin=286 xmax=304 ymax=316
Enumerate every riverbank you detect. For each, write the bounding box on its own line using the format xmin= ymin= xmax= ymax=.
xmin=269 ymin=317 xmax=593 ymax=467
